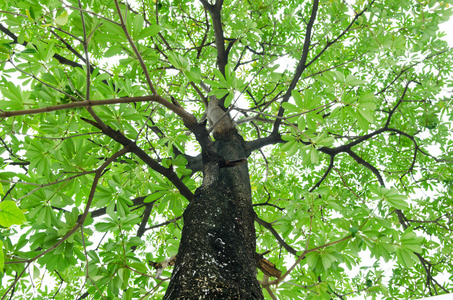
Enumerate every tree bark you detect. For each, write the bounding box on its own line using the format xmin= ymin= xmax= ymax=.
xmin=164 ymin=131 xmax=263 ymax=299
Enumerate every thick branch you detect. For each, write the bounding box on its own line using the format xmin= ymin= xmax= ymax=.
xmin=185 ymin=153 xmax=203 ymax=174
xmin=81 ymin=117 xmax=194 ymax=201
xmin=246 ymin=133 xmax=284 ymax=153
xmin=200 ymin=0 xmax=227 ymax=78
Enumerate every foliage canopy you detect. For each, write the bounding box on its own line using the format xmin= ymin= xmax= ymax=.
xmin=0 ymin=0 xmax=453 ymax=299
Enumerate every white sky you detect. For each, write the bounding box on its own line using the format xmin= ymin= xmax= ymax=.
xmin=439 ymin=22 xmax=453 ymax=47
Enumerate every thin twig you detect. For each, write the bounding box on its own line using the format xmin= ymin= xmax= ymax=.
xmin=114 ymin=0 xmax=157 ymax=95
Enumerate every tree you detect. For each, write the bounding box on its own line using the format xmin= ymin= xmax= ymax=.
xmin=0 ymin=0 xmax=452 ymax=298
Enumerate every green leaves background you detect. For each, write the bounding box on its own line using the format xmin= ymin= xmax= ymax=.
xmin=0 ymin=0 xmax=452 ymax=299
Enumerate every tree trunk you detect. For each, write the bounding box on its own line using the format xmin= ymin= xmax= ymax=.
xmin=164 ymin=132 xmax=263 ymax=299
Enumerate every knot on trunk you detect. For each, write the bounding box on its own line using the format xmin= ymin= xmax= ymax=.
xmin=207 ymin=96 xmax=235 ymax=139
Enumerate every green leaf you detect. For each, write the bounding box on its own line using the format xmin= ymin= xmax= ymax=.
xmin=291 ymin=90 xmax=303 ymax=107
xmin=168 ymin=52 xmax=189 ymax=70
xmin=95 ymin=219 xmax=118 ymax=232
xmin=358 ymin=92 xmax=375 ymax=103
xmin=370 ymin=186 xmax=409 ymax=210
xmin=104 ymin=45 xmax=124 ymax=57
xmin=317 ymin=72 xmax=336 ymax=85
xmin=385 ymin=191 xmax=409 ymax=210
xmin=144 ymin=192 xmax=165 ymax=203
xmin=345 ymin=74 xmax=366 ymax=86
xmin=320 ymin=252 xmax=337 ymax=270
xmin=54 ymin=11 xmax=69 ymax=26
xmin=357 ymin=107 xmax=374 ymax=123
xmin=26 ymin=8 xmax=35 ymax=21
xmin=282 ymin=102 xmax=299 ymax=112
xmin=129 ymin=262 xmax=148 ymax=273
xmin=213 ymin=68 xmax=225 ymax=81
xmin=349 ymin=226 xmax=359 ymax=237
xmin=334 ymin=71 xmax=345 ymax=82
xmin=184 ymin=67 xmax=201 ymax=84
xmin=400 ymin=228 xmax=423 ymax=253
xmin=224 ymin=93 xmax=234 ymax=107
xmin=305 ymin=252 xmax=321 ymax=269
xmin=123 ymin=288 xmax=133 ymax=300
xmin=281 ymin=140 xmax=299 ymax=156
xmin=21 ymin=48 xmax=37 ymax=54
xmin=356 ymin=111 xmax=370 ymax=131
xmin=309 ymin=147 xmax=319 ymax=164
xmin=0 ymin=201 xmax=26 ymax=227
xmin=136 ymin=24 xmax=161 ymax=40
xmin=396 ymin=247 xmax=417 ymax=268
xmin=281 ymin=135 xmax=295 ymax=142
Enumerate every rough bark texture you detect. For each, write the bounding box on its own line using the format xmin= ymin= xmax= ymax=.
xmin=164 ymin=131 xmax=263 ymax=299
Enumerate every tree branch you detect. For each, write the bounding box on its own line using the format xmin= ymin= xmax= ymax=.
xmin=78 ymin=0 xmax=92 ymax=101
xmin=5 ymin=147 xmax=129 ymax=268
xmin=0 ymin=23 xmax=85 ymax=70
xmin=81 ymin=117 xmax=194 ymax=201
xmin=89 ymin=195 xmax=148 ymax=218
xmin=246 ymin=133 xmax=284 ymax=153
xmin=200 ymin=0 xmax=227 ymax=79
xmin=345 ymin=149 xmax=385 ymax=186
xmin=146 ymin=216 xmax=183 ymax=231
xmin=271 ymin=0 xmax=319 ymax=134
xmin=255 ymin=214 xmax=298 ymax=255
xmin=304 ymin=0 xmax=375 ymax=70
xmin=309 ymin=155 xmax=335 ymax=192
xmin=377 ymin=47 xmax=453 ymax=95
xmin=271 ymin=0 xmax=375 ymax=136
xmin=384 ymin=80 xmax=412 ymax=128
xmin=114 ymin=0 xmax=157 ymax=95
xmin=0 ymin=95 xmax=197 ymax=126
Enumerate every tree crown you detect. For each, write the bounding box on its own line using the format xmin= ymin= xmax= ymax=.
xmin=0 ymin=0 xmax=452 ymax=299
